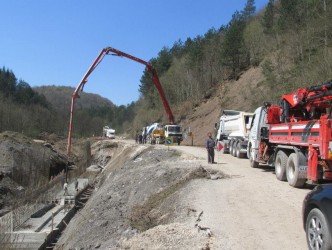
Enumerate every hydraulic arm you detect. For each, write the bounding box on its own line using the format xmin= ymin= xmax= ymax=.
xmin=67 ymin=47 xmax=175 ymax=156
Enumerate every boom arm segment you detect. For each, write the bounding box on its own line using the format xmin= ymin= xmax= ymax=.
xmin=104 ymin=47 xmax=174 ymax=124
xmin=67 ymin=47 xmax=174 ymax=156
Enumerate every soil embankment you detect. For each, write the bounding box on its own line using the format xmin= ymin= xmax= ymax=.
xmin=55 ymin=141 xmax=225 ymax=250
xmin=54 ymin=140 xmax=310 ymax=250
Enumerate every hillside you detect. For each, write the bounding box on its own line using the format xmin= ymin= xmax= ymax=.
xmin=181 ymin=66 xmax=265 ymax=146
xmin=34 ymin=86 xmax=115 ymax=112
xmin=33 ymin=86 xmax=135 ymax=136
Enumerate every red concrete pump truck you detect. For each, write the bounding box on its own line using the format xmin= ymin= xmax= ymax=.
xmin=67 ymin=47 xmax=176 ymax=157
xmin=248 ymin=81 xmax=332 ymax=187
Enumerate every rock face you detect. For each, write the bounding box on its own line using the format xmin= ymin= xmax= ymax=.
xmin=0 ymin=131 xmax=68 ymax=186
xmin=0 ymin=131 xmax=68 ymax=215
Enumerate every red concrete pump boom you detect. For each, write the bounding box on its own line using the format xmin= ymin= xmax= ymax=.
xmin=67 ymin=47 xmax=175 ymax=156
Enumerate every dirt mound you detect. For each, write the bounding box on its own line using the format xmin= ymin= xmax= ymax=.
xmin=55 ymin=141 xmax=224 ymax=249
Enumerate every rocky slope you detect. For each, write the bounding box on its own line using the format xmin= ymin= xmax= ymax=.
xmin=0 ymin=131 xmax=86 ymax=216
xmin=55 ymin=141 xmax=225 ymax=250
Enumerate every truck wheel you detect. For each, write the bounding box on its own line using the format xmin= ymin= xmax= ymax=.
xmin=232 ymin=142 xmax=237 ymax=156
xmin=275 ymin=150 xmax=287 ymax=181
xmin=229 ymin=140 xmax=234 ymax=156
xmin=286 ymin=153 xmax=306 ymax=188
xmin=236 ymin=142 xmax=245 ymax=158
xmin=235 ymin=142 xmax=240 ymax=158
xmin=249 ymin=145 xmax=259 ymax=168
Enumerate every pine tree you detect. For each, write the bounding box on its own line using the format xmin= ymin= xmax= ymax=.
xmin=242 ymin=0 xmax=256 ymax=21
xmin=262 ymin=0 xmax=275 ymax=33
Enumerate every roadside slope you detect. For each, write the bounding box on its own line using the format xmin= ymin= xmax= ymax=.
xmin=55 ymin=141 xmax=223 ymax=250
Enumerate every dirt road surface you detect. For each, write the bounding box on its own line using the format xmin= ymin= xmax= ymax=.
xmin=172 ymin=145 xmax=309 ymax=250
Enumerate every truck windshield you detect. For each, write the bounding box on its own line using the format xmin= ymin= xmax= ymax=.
xmin=168 ymin=126 xmax=181 ymax=132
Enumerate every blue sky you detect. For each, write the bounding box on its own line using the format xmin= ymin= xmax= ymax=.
xmin=1 ymin=0 xmax=268 ymax=106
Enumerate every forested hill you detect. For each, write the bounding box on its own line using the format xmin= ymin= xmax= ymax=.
xmin=133 ymin=0 xmax=332 ymax=129
xmin=0 ymin=67 xmax=135 ymax=137
xmin=34 ymin=86 xmax=136 ymax=137
xmin=34 ymin=86 xmax=115 ymax=112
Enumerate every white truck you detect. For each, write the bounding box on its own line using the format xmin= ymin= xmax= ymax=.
xmin=215 ymin=110 xmax=253 ymax=158
xmin=164 ymin=124 xmax=183 ymax=145
xmin=143 ymin=123 xmax=183 ymax=145
xmin=103 ymin=126 xmax=115 ymax=139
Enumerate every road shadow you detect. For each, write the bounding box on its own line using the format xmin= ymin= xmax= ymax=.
xmin=254 ymin=164 xmax=320 ymax=191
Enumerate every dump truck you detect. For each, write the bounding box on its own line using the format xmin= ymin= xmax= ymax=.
xmin=215 ymin=110 xmax=253 ymax=158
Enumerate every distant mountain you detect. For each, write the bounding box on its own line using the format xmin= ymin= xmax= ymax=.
xmin=34 ymin=85 xmax=135 ymax=136
xmin=34 ymin=86 xmax=114 ymax=112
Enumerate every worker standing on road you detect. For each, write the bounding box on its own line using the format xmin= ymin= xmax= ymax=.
xmin=206 ymin=132 xmax=216 ymax=164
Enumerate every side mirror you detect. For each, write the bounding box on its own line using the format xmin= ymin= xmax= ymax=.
xmin=214 ymin=123 xmax=218 ymax=129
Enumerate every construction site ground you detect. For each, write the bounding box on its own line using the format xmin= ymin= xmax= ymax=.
xmin=48 ymin=139 xmax=311 ymax=250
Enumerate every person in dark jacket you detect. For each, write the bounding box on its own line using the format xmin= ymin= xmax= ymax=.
xmin=206 ymin=132 xmax=216 ymax=163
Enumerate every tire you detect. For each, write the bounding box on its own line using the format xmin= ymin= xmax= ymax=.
xmin=235 ymin=142 xmax=240 ymax=158
xmin=275 ymin=150 xmax=287 ymax=181
xmin=232 ymin=142 xmax=237 ymax=156
xmin=306 ymin=208 xmax=332 ymax=250
xmin=236 ymin=142 xmax=244 ymax=158
xmin=249 ymin=145 xmax=259 ymax=168
xmin=229 ymin=140 xmax=234 ymax=156
xmin=286 ymin=153 xmax=306 ymax=188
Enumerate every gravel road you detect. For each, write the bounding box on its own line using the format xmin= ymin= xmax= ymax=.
xmin=172 ymin=145 xmax=310 ymax=250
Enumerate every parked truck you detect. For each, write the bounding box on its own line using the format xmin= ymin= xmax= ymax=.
xmin=103 ymin=126 xmax=115 ymax=139
xmin=247 ymin=81 xmax=332 ymax=187
xmin=164 ymin=124 xmax=183 ymax=145
xmin=215 ymin=110 xmax=253 ymax=158
xmin=142 ymin=123 xmax=182 ymax=145
xmin=145 ymin=123 xmax=166 ymax=144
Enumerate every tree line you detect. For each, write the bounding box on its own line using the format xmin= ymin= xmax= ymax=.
xmin=135 ymin=0 xmax=332 ymax=128
xmin=0 ymin=69 xmax=136 ymax=137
